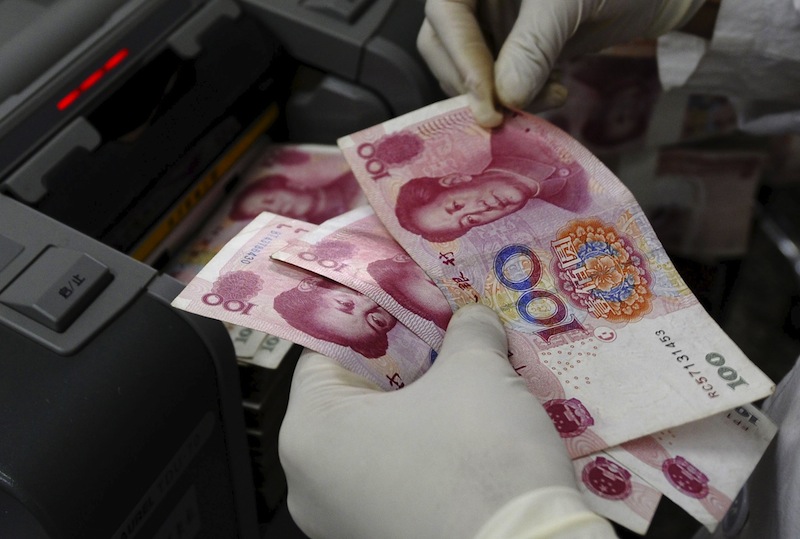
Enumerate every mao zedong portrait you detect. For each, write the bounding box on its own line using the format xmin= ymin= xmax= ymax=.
xmin=229 ymin=171 xmax=361 ymax=225
xmin=366 ymin=254 xmax=452 ymax=331
xmin=394 ymin=124 xmax=589 ymax=242
xmin=273 ymin=277 xmax=397 ymax=358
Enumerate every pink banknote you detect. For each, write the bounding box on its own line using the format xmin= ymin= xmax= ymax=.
xmin=606 ymin=403 xmax=776 ymax=532
xmin=648 ymin=148 xmax=765 ymax=259
xmin=337 ymin=96 xmax=775 ymax=457
xmin=167 ymin=143 xmax=367 ymax=283
xmin=539 ymin=54 xmax=661 ymax=156
xmin=272 ymin=206 xmax=451 ymax=350
xmin=171 ymin=212 xmax=435 ymax=391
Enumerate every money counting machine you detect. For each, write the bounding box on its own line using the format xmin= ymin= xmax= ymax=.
xmin=0 ymin=0 xmax=440 ymax=536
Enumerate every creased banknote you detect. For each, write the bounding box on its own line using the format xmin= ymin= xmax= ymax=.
xmin=167 ymin=143 xmax=367 ymax=283
xmin=171 ymin=212 xmax=435 ymax=391
xmin=337 ymin=95 xmax=775 ymax=457
xmin=607 ymin=403 xmax=776 ymax=531
xmin=272 ymin=205 xmax=450 ymax=350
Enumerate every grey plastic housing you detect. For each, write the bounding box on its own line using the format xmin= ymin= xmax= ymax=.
xmin=0 ymin=193 xmax=259 ymax=538
xmin=241 ymin=0 xmax=445 ymax=142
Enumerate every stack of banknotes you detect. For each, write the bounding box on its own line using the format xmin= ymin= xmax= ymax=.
xmin=165 ymin=142 xmax=368 ymax=518
xmin=171 ymin=96 xmax=778 ymax=535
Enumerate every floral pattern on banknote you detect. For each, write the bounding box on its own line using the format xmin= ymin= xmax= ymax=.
xmin=210 ymin=270 xmax=263 ymax=304
xmin=551 ymin=219 xmax=653 ymax=323
xmin=372 ymin=132 xmax=425 ymax=165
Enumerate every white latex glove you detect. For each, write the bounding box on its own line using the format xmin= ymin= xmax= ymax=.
xmin=279 ymin=303 xmax=613 ymax=539
xmin=418 ymin=0 xmax=705 ymax=126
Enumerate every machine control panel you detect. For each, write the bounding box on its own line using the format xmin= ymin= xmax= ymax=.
xmin=1 ymin=247 xmax=114 ymax=332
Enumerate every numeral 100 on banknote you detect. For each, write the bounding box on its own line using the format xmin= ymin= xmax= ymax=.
xmin=493 ymin=243 xmax=584 ymax=341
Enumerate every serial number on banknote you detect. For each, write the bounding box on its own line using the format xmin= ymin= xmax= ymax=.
xmin=655 ymin=329 xmax=750 ymax=399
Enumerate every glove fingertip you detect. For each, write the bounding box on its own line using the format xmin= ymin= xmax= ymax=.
xmin=494 ymin=48 xmax=552 ymax=111
xmin=450 ymin=302 xmax=502 ymax=328
xmin=495 ymin=72 xmax=538 ymax=111
xmin=439 ymin=303 xmax=508 ymax=359
xmin=467 ymin=94 xmax=504 ymax=128
xmin=525 ymin=82 xmax=569 ymax=113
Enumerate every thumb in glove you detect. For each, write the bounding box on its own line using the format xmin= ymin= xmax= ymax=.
xmin=279 ymin=303 xmax=583 ymax=539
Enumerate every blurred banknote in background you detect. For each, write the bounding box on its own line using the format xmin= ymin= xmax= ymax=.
xmin=166 ymin=143 xmax=367 ymax=283
xmin=633 ymin=148 xmax=766 ymax=260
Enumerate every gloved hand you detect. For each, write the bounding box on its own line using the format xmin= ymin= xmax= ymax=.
xmin=418 ymin=0 xmax=705 ymax=127
xmin=279 ymin=303 xmax=604 ymax=539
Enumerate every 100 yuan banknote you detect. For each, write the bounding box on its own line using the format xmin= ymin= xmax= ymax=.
xmin=171 ymin=212 xmax=435 ymax=391
xmin=338 ymin=95 xmax=775 ymax=457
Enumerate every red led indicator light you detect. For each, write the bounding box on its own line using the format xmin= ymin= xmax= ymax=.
xmin=57 ymin=48 xmax=130 ymax=111
xmin=105 ymin=49 xmax=128 ymax=70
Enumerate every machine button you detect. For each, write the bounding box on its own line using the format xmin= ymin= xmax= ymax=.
xmin=0 ymin=234 xmax=24 ymax=273
xmin=301 ymin=0 xmax=374 ymax=23
xmin=0 ymin=247 xmax=113 ymax=332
